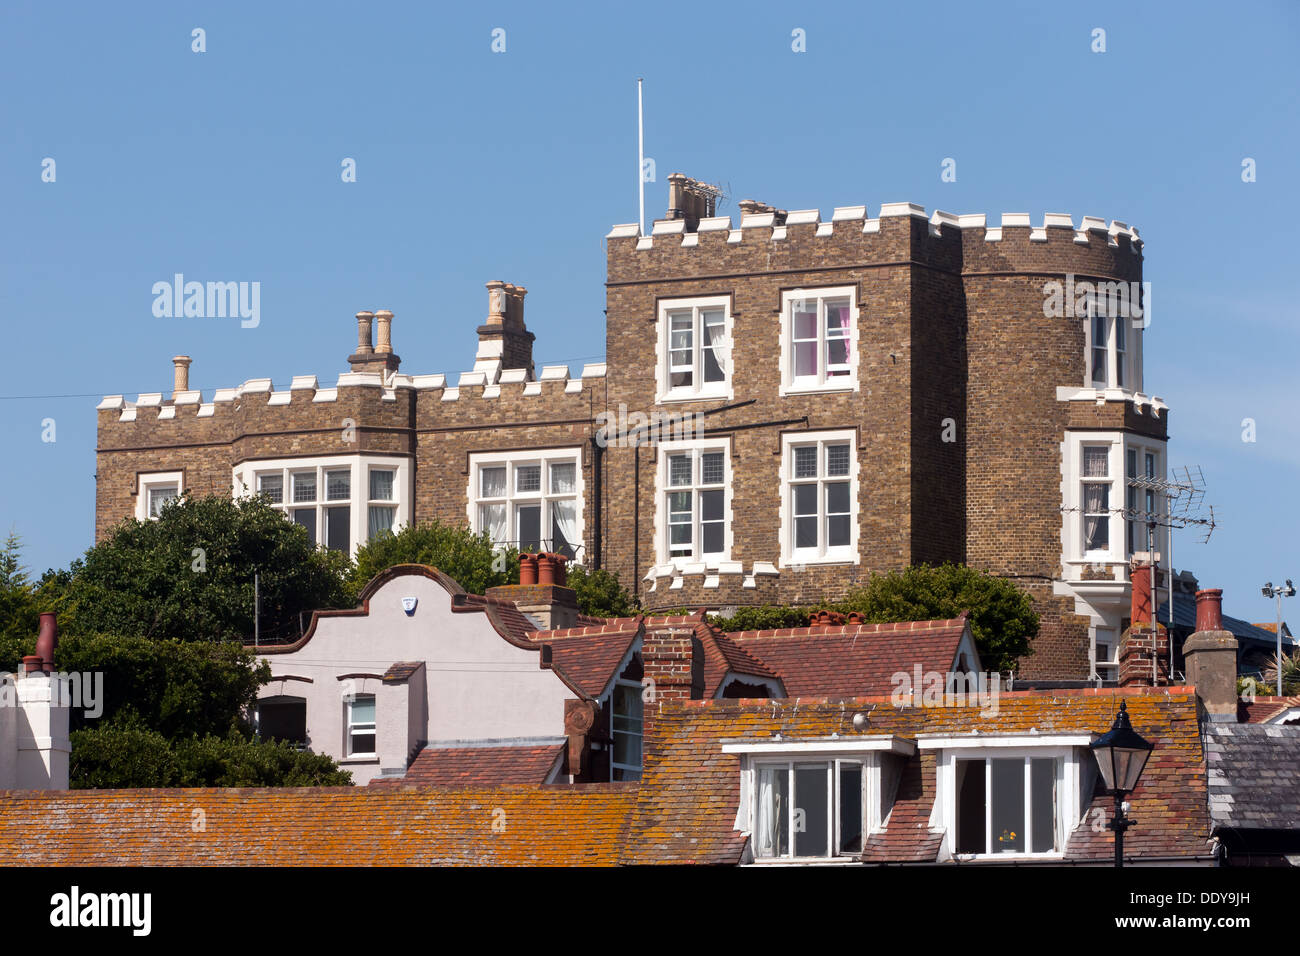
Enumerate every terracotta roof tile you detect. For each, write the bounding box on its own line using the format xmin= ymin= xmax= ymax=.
xmin=727 ymin=618 xmax=969 ymax=698
xmin=541 ymin=630 xmax=640 ymax=698
xmin=368 ymin=744 xmax=565 ymax=788
xmin=0 ymin=785 xmax=637 ymax=866
xmin=382 ymin=661 xmax=424 ymax=683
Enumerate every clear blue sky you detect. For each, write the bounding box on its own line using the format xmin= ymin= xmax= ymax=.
xmin=2 ymin=0 xmax=1297 ymax=626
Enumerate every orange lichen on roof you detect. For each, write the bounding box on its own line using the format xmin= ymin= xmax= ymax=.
xmin=0 ymin=784 xmax=637 ymax=867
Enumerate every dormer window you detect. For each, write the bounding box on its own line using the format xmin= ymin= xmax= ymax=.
xmin=922 ymin=734 xmax=1092 ymax=861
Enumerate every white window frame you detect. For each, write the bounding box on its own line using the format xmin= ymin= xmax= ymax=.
xmin=653 ymin=438 xmax=732 ymax=568
xmin=1083 ymin=294 xmax=1143 ymax=393
xmin=779 ymin=286 xmax=860 ymax=396
xmin=1061 ymin=433 xmax=1167 ymax=568
xmin=136 ymin=471 xmax=184 ymax=520
xmin=922 ymin=736 xmax=1090 ymax=862
xmin=232 ymin=454 xmax=412 ymax=559
xmin=466 ymin=448 xmax=584 ymax=559
xmin=1092 ymin=625 xmax=1120 ymax=681
xmin=748 ymin=758 xmax=868 ymax=862
xmin=779 ymin=430 xmax=859 ymax=568
xmin=1124 ymin=442 xmax=1165 ymax=559
xmin=655 ymin=295 xmax=733 ymax=404
xmin=344 ymin=693 xmax=377 ymax=759
xmin=609 ymin=676 xmax=644 ymax=782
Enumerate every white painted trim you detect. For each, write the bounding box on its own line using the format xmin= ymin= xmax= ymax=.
xmin=916 ymin=734 xmax=1095 ymax=750
xmin=722 ymin=736 xmax=915 ymax=755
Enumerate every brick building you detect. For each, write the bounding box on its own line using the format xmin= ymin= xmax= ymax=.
xmin=95 ymin=177 xmax=1168 ymax=679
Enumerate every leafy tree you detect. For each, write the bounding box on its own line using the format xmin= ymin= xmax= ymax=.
xmin=66 ymin=494 xmax=351 ymax=643
xmin=840 ymin=564 xmax=1038 ymax=672
xmin=70 ymin=714 xmax=351 ymax=789
xmin=349 ymin=521 xmax=517 ymax=599
xmin=567 ymin=565 xmax=638 ymax=618
xmin=0 ymin=530 xmax=38 ymax=641
xmin=707 ymin=605 xmax=823 ymax=632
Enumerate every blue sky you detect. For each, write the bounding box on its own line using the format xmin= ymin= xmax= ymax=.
xmin=2 ymin=0 xmax=1297 ymax=625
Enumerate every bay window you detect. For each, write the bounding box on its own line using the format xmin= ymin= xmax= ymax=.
xmin=656 ymin=296 xmax=732 ymax=402
xmin=780 ymin=287 xmax=859 ymax=394
xmin=468 ymin=450 xmax=582 ymax=559
xmin=1081 ymin=445 xmax=1112 ymax=555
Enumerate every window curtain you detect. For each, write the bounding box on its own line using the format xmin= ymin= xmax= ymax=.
xmin=480 ymin=467 xmax=507 ymax=499
xmin=369 ymin=469 xmax=394 ymax=501
xmin=1084 ymin=483 xmax=1106 ymax=546
xmin=367 ymin=505 xmax=396 ymax=540
xmin=552 ymin=499 xmax=580 ymax=556
xmin=756 ymin=771 xmax=778 ymax=857
xmin=480 ymin=503 xmax=507 ymax=546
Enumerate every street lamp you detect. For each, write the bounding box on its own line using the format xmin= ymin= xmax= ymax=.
xmin=1260 ymin=580 xmax=1296 ymax=696
xmin=1090 ymin=700 xmax=1154 ymax=868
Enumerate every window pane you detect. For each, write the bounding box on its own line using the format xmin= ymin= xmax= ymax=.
xmin=517 ymin=504 xmax=541 ymax=550
xmin=825 ymin=337 xmax=850 ymax=374
xmin=1144 ymin=452 xmax=1156 ymax=478
xmin=1030 ymin=758 xmax=1057 ymax=853
xmin=794 ymin=764 xmax=829 ymax=858
xmin=793 ymin=446 xmax=818 ymax=479
xmin=826 ymin=444 xmax=850 ymax=476
xmin=369 ymin=469 xmax=394 ymax=501
xmin=326 ymin=506 xmax=350 ymax=553
xmin=549 ymin=462 xmax=576 ymax=494
xmin=794 ymin=341 xmax=818 ymax=378
xmin=292 ymin=508 xmax=316 ymax=546
xmin=349 ymin=696 xmax=375 ymax=724
xmin=292 ymin=473 xmax=316 ymax=503
xmin=515 ymin=465 xmax=541 ymax=493
xmin=700 ymin=452 xmax=724 ymax=485
xmin=480 ymin=466 xmax=506 ymax=499
xmin=827 ymin=515 xmax=851 ymax=548
xmin=825 ymin=300 xmax=851 ymax=335
xmin=838 ymin=762 xmax=863 ymax=854
xmin=795 ymin=516 xmax=818 ymax=550
xmin=326 ymin=470 xmax=350 ymax=501
xmin=1082 ymin=447 xmax=1109 ymax=477
xmin=479 ymin=503 xmax=506 ymax=545
xmin=668 ymin=454 xmax=692 ymax=487
xmin=991 ymin=758 xmax=1025 ymax=853
xmin=955 ymin=759 xmax=985 ymax=854
xmin=257 ymin=474 xmax=283 ymax=504
xmin=756 ymin=766 xmax=789 ymax=858
xmin=350 ymin=732 xmax=376 ymax=755
xmin=793 ymin=309 xmax=818 ymax=340
xmin=699 ymin=489 xmax=723 ymax=523
xmin=702 ymin=310 xmax=725 ymax=384
xmin=367 ymin=505 xmax=396 ymax=540
xmin=793 ymin=484 xmax=818 ymax=517
xmin=1092 ymin=347 xmax=1108 ymax=385
xmin=148 ymin=486 xmax=178 ymax=517
xmin=826 ymin=482 xmax=850 ymax=515
xmin=551 ymin=500 xmax=578 ymax=559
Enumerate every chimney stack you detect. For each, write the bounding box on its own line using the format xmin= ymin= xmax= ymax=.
xmin=348 ymin=309 xmax=400 ymax=375
xmin=475 ymin=281 xmax=535 ymax=382
xmin=172 ymin=355 xmax=192 ymax=394
xmin=641 ymin=618 xmax=705 ymax=740
xmin=1118 ymin=559 xmax=1170 ymax=686
xmin=485 ymin=559 xmax=579 ymax=631
xmin=1183 ymin=588 xmax=1240 ymax=722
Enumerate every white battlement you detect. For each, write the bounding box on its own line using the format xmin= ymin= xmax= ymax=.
xmin=608 ymin=206 xmax=1144 ymax=254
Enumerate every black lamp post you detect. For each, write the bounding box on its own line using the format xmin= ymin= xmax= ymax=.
xmin=1090 ymin=700 xmax=1154 ymax=868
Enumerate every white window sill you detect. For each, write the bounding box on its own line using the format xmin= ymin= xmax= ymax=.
xmin=782 ymin=554 xmax=860 ymax=569
xmin=748 ymin=856 xmax=864 ymax=866
xmin=779 ymin=382 xmax=858 ymax=397
xmin=656 ymin=389 xmax=730 ymax=405
xmin=952 ymin=852 xmax=1065 ymax=862
xmin=340 ymin=755 xmax=379 ymax=764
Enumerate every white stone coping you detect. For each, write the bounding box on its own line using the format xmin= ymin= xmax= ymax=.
xmin=606 ymin=223 xmax=640 ymax=239
xmin=290 ymin=375 xmax=318 ymax=390
xmin=97 ymin=395 xmax=125 ymax=410
xmin=784 ymin=209 xmax=820 ymax=226
xmin=311 ymin=388 xmax=338 ymax=403
xmin=267 ymin=391 xmax=292 ymax=406
xmin=498 ymin=368 xmax=529 ymax=385
xmin=335 ymin=372 xmax=382 ymax=388
xmin=441 ymin=387 xmax=460 ymax=402
xmin=581 ymin=362 xmax=607 ymax=379
xmin=539 ymin=365 xmax=569 ymax=381
xmin=1054 ymin=386 xmax=1170 ymax=415
xmin=173 ymin=390 xmax=201 ymax=405
xmin=158 ymin=405 xmax=176 ymax=419
xmin=135 ymin=393 xmax=163 ymax=407
xmin=651 ymin=218 xmax=686 ymax=235
xmin=831 ymin=205 xmax=867 ymax=221
xmin=241 ymin=378 xmax=273 ymax=393
xmin=457 ymin=370 xmax=488 ymax=388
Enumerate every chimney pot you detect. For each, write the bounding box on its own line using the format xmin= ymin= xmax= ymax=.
xmin=373 ymin=310 xmax=394 ymax=354
xmin=172 ymin=355 xmax=192 ymax=394
xmin=1195 ymin=588 xmax=1224 ymax=633
xmin=355 ymin=311 xmax=375 ymax=354
xmin=35 ymin=612 xmax=57 ymax=674
xmin=519 ymin=553 xmax=538 ymax=586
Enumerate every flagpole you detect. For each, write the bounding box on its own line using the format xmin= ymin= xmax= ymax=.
xmin=637 ymin=78 xmax=645 ymax=236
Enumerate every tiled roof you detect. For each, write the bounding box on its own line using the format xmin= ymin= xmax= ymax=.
xmin=1204 ymin=723 xmax=1300 ymax=831
xmin=382 ymin=661 xmax=423 ymax=683
xmin=727 ymin=617 xmax=969 ymax=698
xmin=622 ymin=687 xmax=1212 ymax=865
xmin=539 ymin=628 xmax=640 ymax=698
xmin=369 ymin=743 xmax=564 ymax=787
xmin=697 ymin=625 xmax=781 ymax=697
xmin=1156 ymin=592 xmax=1292 ymax=647
xmin=0 ymin=785 xmax=637 ymax=866
xmin=1239 ymin=696 xmax=1300 ymax=723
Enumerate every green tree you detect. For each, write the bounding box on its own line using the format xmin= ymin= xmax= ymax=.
xmin=349 ymin=521 xmax=517 ymax=599
xmin=841 ymin=564 xmax=1038 ymax=672
xmin=0 ymin=530 xmax=38 ymax=642
xmin=567 ymin=565 xmax=638 ymax=618
xmin=66 ymin=494 xmax=351 ymax=643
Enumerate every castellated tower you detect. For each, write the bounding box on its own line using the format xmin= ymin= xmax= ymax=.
xmin=95 ymin=181 xmax=1162 ymax=680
